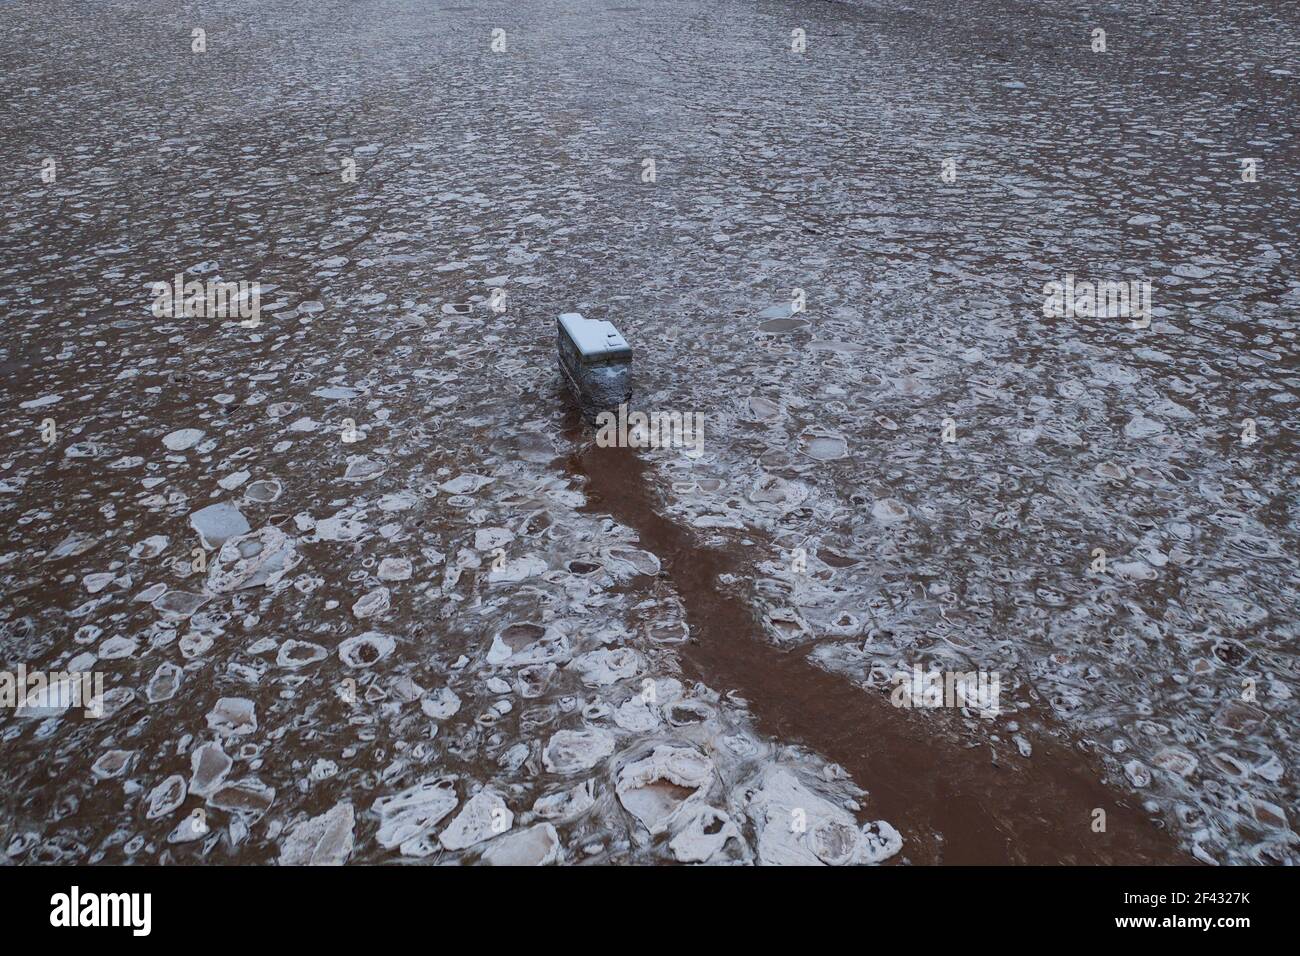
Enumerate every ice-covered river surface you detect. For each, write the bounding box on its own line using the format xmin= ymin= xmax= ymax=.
xmin=1 ymin=0 xmax=1296 ymax=865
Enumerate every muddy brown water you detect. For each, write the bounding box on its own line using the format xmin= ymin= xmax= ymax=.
xmin=567 ymin=430 xmax=1191 ymax=864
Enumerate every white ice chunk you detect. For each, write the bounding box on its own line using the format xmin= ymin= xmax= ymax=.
xmin=480 ymin=823 xmax=560 ymax=866
xmin=338 ymin=632 xmax=395 ymax=668
xmin=543 ymin=728 xmax=615 ymax=774
xmin=439 ymin=791 xmax=513 ymax=851
xmin=162 ymin=428 xmax=205 ymax=451
xmin=206 ymin=697 xmax=257 ymax=736
xmin=372 ymin=776 xmax=458 ymax=850
xmin=278 ymin=802 xmax=355 ymax=866
xmin=190 ymin=502 xmax=250 ymax=548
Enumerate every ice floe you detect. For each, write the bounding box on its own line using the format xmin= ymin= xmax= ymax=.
xmin=372 ymin=776 xmax=459 ymax=852
xmin=338 ymin=632 xmax=396 ymax=668
xmin=480 ymin=823 xmax=560 ymax=866
xmin=206 ymin=698 xmax=257 ymax=736
xmin=278 ymin=802 xmax=355 ymax=866
xmin=543 ymin=729 xmax=616 ymax=774
xmin=190 ymin=502 xmax=250 ymax=548
xmin=439 ymin=790 xmax=513 ymax=850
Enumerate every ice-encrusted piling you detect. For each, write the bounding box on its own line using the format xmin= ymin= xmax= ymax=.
xmin=557 ymin=312 xmax=632 ymax=423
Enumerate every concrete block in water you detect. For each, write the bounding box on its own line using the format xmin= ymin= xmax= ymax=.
xmin=557 ymin=312 xmax=632 ymax=420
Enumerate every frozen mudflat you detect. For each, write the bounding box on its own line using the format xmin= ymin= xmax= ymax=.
xmin=0 ymin=0 xmax=1296 ymax=865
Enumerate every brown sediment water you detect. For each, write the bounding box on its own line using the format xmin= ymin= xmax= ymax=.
xmin=567 ymin=435 xmax=1193 ymax=865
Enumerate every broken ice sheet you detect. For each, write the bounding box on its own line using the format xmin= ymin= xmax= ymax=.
xmin=314 ymin=513 xmax=364 ymax=541
xmin=352 ymin=587 xmax=391 ymax=619
xmin=44 ymin=532 xmax=97 ymax=562
xmin=312 ymin=385 xmax=361 ymax=400
xmin=480 ymin=823 xmax=560 ymax=866
xmin=572 ymin=647 xmax=641 ymax=686
xmin=83 ymin=572 xmax=115 ymax=594
xmin=190 ymin=741 xmax=233 ymax=797
xmin=244 ymin=478 xmax=282 ymax=502
xmin=190 ymin=502 xmax=250 ymax=548
xmin=440 ymin=473 xmax=493 ymax=495
xmin=372 ymin=776 xmax=458 ymax=852
xmin=278 ymin=802 xmax=355 ymax=866
xmin=543 ymin=729 xmax=616 ymax=774
xmin=799 ymin=432 xmax=848 ymax=461
xmin=277 ymin=640 xmax=327 ymax=669
xmin=339 ymin=632 xmax=395 ymax=668
xmin=97 ymin=635 xmax=138 ymax=660
xmin=533 ymin=781 xmax=596 ymax=824
xmin=377 ymin=556 xmax=411 ymax=581
xmin=669 ymin=806 xmax=742 ymax=863
xmin=206 ymin=697 xmax=257 ymax=736
xmin=209 ymin=778 xmax=277 ymax=817
xmin=473 ymin=527 xmax=514 ymax=550
xmin=744 ymin=767 xmax=902 ymax=866
xmin=439 ymin=791 xmax=512 ymax=851
xmin=146 ymin=662 xmax=184 ymax=703
xmin=129 ymin=535 xmax=169 ymax=560
xmin=616 ymin=745 xmax=714 ymax=836
xmin=342 ymin=456 xmax=386 ymax=481
xmin=420 ymin=686 xmax=461 ymax=720
xmin=162 ymin=428 xmax=205 ymax=451
xmin=485 ymin=622 xmax=568 ymax=667
xmin=602 ymin=546 xmax=661 ymax=579
xmin=219 ymin=470 xmax=251 ymax=490
xmin=91 ymin=750 xmax=134 ymax=780
xmin=488 ymin=554 xmax=547 ymax=583
xmin=145 ymin=775 xmax=187 ymax=819
xmin=207 ymin=526 xmax=301 ymax=592
xmin=153 ymin=590 xmax=208 ymax=618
